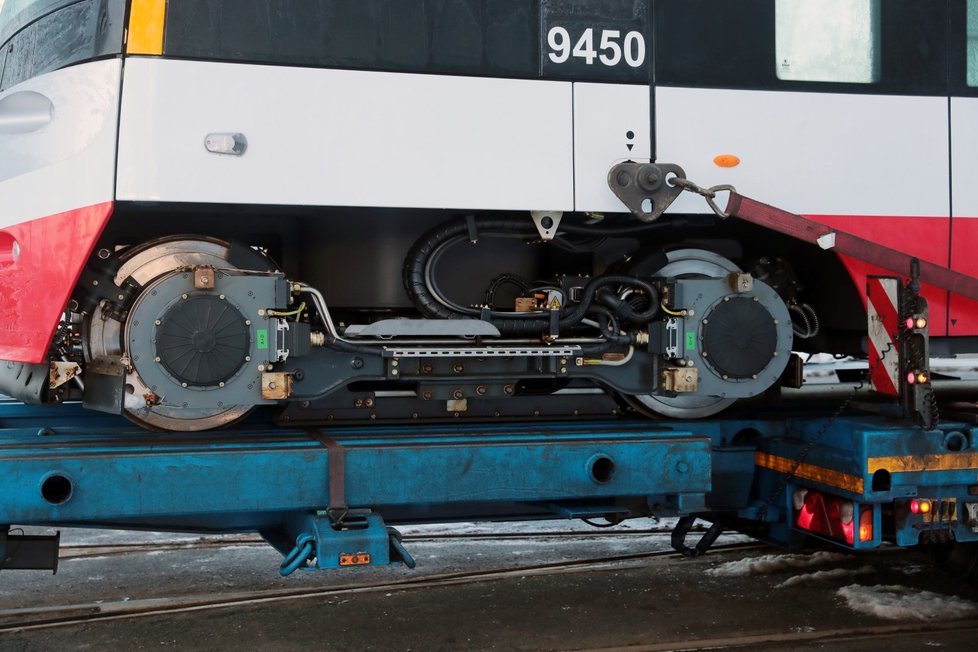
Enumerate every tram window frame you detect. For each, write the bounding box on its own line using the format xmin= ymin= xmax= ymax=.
xmin=655 ymin=0 xmax=947 ymax=97
xmin=774 ymin=0 xmax=881 ymax=84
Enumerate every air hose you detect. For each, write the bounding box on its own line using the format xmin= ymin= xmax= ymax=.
xmin=402 ymin=216 xmax=660 ymax=337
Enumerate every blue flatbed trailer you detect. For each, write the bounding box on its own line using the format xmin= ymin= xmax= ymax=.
xmin=2 ymin=399 xmax=976 ymax=576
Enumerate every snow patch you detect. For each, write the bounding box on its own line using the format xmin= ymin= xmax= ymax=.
xmin=707 ymin=551 xmax=851 ymax=577
xmin=65 ymin=556 xmax=108 ymax=562
xmin=775 ymin=565 xmax=874 ymax=588
xmin=837 ymin=584 xmax=978 ymax=621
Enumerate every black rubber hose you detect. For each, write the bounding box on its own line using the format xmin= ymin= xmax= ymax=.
xmin=595 ymin=286 xmax=660 ymax=325
xmin=403 ymin=216 xmax=661 ymax=336
xmin=556 ymin=214 xmax=716 ymax=236
xmin=402 ymin=216 xmax=536 ymax=324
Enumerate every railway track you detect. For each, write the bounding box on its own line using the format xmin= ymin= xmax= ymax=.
xmin=54 ymin=527 xmax=692 ymax=560
xmin=0 ymin=541 xmax=765 ymax=634
xmin=579 ymin=619 xmax=978 ymax=651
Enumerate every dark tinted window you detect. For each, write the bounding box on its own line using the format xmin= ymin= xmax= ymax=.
xmin=656 ymin=0 xmax=948 ymax=96
xmin=0 ymin=0 xmax=125 ymax=91
xmin=164 ymin=0 xmax=540 ymax=79
xmin=655 ymin=0 xmax=774 ymax=89
xmin=164 ymin=0 xmax=651 ymax=83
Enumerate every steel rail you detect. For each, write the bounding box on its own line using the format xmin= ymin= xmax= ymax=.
xmin=53 ymin=529 xmax=715 ymax=560
xmin=576 ymin=619 xmax=978 ymax=652
xmin=0 ymin=541 xmax=766 ymax=634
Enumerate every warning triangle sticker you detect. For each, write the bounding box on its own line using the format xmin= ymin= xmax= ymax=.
xmin=548 ymin=297 xmax=561 ymax=309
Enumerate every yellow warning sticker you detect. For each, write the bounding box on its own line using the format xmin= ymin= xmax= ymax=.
xmin=548 ymin=297 xmax=561 ymax=309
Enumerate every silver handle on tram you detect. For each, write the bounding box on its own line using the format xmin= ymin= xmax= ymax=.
xmin=0 ymin=91 xmax=53 ymax=135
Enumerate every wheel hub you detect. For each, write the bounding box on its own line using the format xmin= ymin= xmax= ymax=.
xmin=156 ymin=295 xmax=251 ymax=387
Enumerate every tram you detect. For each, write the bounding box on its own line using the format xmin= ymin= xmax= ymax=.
xmin=0 ymin=0 xmax=976 ymax=431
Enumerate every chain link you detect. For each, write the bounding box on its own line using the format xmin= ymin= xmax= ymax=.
xmin=671 ymin=178 xmax=737 ymax=218
xmin=757 ymin=341 xmax=895 ymax=523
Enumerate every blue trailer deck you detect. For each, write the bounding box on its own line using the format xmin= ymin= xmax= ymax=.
xmin=1 ymin=399 xmax=976 ymax=574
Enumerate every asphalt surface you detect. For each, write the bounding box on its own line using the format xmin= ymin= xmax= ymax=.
xmin=1 ymin=524 xmax=976 ymax=651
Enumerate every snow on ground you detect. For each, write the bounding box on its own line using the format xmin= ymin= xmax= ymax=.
xmin=837 ymin=584 xmax=978 ymax=621
xmin=802 ymin=354 xmax=978 ymax=383
xmin=775 ymin=565 xmax=875 ymax=588
xmin=707 ymin=550 xmax=852 ymax=577
xmin=24 ymin=517 xmax=681 ymax=546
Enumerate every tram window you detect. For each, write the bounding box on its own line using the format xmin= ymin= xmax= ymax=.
xmin=775 ymin=0 xmax=881 ymax=84
xmin=969 ymin=0 xmax=978 ymax=86
xmin=0 ymin=0 xmax=125 ymax=91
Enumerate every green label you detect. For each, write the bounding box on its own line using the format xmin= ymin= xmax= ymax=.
xmin=257 ymin=329 xmax=268 ymax=349
xmin=685 ymin=332 xmax=696 ymax=351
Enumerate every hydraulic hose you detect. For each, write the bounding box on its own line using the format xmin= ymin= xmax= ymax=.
xmin=403 ymin=216 xmax=661 ymax=336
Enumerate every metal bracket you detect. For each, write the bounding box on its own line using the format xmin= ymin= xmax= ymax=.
xmin=670 ymin=514 xmax=724 ymax=558
xmin=279 ymin=511 xmax=415 ymax=575
xmin=607 ymin=162 xmax=687 ymax=222
xmin=49 ymin=361 xmax=81 ymax=390
xmin=530 ymin=211 xmax=563 ymax=241
xmin=0 ymin=528 xmax=60 ymax=572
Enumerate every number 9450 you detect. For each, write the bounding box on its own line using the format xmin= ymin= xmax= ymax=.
xmin=547 ymin=27 xmax=646 ymax=68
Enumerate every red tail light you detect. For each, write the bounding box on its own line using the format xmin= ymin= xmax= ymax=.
xmin=795 ymin=490 xmax=857 ymax=544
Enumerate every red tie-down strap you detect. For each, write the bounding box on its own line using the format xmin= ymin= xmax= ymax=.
xmin=724 ymin=193 xmax=978 ymax=302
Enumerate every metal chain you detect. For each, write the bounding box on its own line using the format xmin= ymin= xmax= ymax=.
xmin=672 ymin=178 xmax=737 ymax=218
xmin=757 ymin=340 xmax=895 ymax=522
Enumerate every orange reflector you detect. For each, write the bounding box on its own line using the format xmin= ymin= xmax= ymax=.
xmin=128 ymin=0 xmax=166 ymax=55
xmin=713 ymin=154 xmax=741 ymax=168
xmin=915 ymin=317 xmax=928 ymax=329
xmin=339 ymin=553 xmax=371 ymax=566
xmin=919 ymin=500 xmax=931 ymax=514
xmin=858 ymin=508 xmax=873 ymax=542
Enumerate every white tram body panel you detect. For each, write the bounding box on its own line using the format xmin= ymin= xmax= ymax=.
xmin=116 ymin=59 xmax=576 ymax=212
xmin=0 ymin=58 xmax=120 ymax=227
xmin=657 ymin=87 xmax=950 ymax=218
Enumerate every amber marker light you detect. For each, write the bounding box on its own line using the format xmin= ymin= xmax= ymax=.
xmin=713 ymin=154 xmax=741 ymax=168
xmin=858 ymin=509 xmax=873 ymax=542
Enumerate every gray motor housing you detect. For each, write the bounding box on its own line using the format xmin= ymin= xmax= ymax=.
xmin=654 ymin=276 xmax=793 ymax=400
